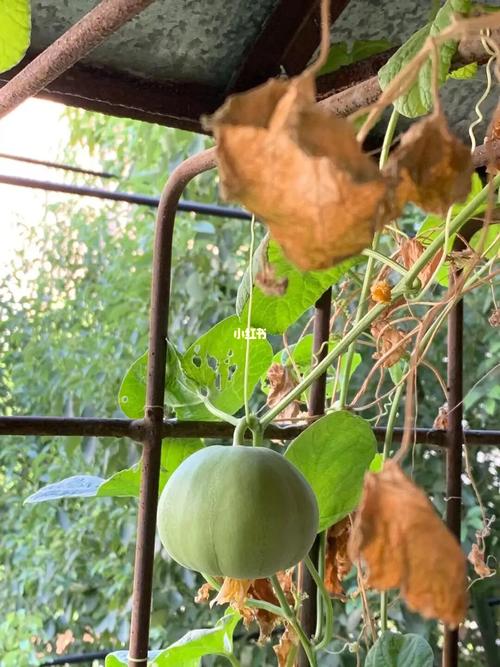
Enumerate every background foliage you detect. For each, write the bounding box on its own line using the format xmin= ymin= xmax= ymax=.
xmin=0 ymin=108 xmax=498 ymax=666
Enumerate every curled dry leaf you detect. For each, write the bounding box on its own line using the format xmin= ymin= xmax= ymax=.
xmin=266 ymin=363 xmax=302 ymax=420
xmin=325 ymin=517 xmax=352 ymax=599
xmin=468 ymin=543 xmax=494 ymax=579
xmin=370 ymin=279 xmax=392 ymax=304
xmin=385 ymin=112 xmax=473 ymax=215
xmin=485 ymin=101 xmax=500 ymax=173
xmin=433 ymin=403 xmax=449 ymax=430
xmin=204 ymin=74 xmax=391 ymax=271
xmin=245 ymin=577 xmax=280 ymax=642
xmin=371 ymin=319 xmax=407 ymax=368
xmin=273 ymin=626 xmax=298 ymax=667
xmin=194 ymin=582 xmax=213 ymax=604
xmin=488 ymin=308 xmax=500 ymax=327
xmin=348 ymin=460 xmax=468 ymax=628
xmin=398 ymin=237 xmax=443 ymax=286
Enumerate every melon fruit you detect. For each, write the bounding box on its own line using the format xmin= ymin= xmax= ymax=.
xmin=157 ymin=445 xmax=318 ymax=579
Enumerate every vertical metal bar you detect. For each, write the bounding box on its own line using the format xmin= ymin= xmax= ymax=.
xmin=443 ymin=272 xmax=464 ymax=667
xmin=128 ymin=148 xmax=216 ymax=667
xmin=297 ymin=287 xmax=332 ymax=667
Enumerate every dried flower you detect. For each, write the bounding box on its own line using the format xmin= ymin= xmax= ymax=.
xmin=371 ymin=279 xmax=392 ymax=304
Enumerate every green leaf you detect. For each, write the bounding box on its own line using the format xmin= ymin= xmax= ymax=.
xmin=119 ymin=342 xmax=202 ymax=419
xmin=0 ymin=0 xmax=31 ymax=74
xmin=378 ymin=0 xmax=471 ymax=117
xmin=470 ymin=224 xmax=500 ymax=261
xmin=180 ymin=315 xmax=273 ymax=420
xmin=448 ymin=62 xmax=478 ymax=79
xmin=369 ymin=453 xmax=384 ymax=473
xmin=98 ymin=439 xmax=204 ymax=497
xmin=237 ymin=238 xmax=362 ymax=334
xmin=365 ymin=632 xmax=434 ymax=667
xmin=285 ymin=411 xmax=376 ymax=530
xmin=105 ymin=611 xmax=241 ymax=666
xmin=27 ymin=440 xmax=204 ymax=502
xmin=25 ymin=476 xmax=104 ymax=503
xmin=318 ymin=39 xmax=393 ymax=76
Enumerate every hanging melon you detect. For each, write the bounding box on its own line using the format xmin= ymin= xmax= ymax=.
xmin=157 ymin=445 xmax=318 ymax=579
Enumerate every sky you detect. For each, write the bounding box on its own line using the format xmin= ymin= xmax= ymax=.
xmin=0 ymin=98 xmax=69 ymax=276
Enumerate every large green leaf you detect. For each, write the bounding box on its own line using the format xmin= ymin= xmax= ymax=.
xmin=180 ymin=315 xmax=273 ymax=419
xmin=237 ymin=238 xmax=362 ymax=334
xmin=285 ymin=411 xmax=376 ymax=530
xmin=378 ymin=0 xmax=471 ymax=117
xmin=25 ymin=439 xmax=203 ymax=502
xmin=0 ymin=0 xmax=31 ymax=73
xmin=105 ymin=611 xmax=241 ymax=666
xmin=365 ymin=632 xmax=434 ymax=667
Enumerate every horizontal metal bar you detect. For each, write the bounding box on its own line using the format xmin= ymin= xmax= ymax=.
xmin=1 ymin=416 xmax=498 ymax=447
xmin=0 ymin=174 xmax=251 ymax=219
xmin=0 ymin=152 xmax=117 ymax=178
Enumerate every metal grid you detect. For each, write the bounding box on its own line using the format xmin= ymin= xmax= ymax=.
xmin=0 ymin=2 xmax=498 ymax=667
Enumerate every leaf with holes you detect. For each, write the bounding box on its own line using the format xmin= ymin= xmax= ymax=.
xmin=105 ymin=610 xmax=240 ymax=666
xmin=118 ymin=341 xmax=202 ymax=419
xmin=366 ymin=632 xmax=434 ymax=667
xmin=180 ymin=315 xmax=273 ymax=419
xmin=237 ymin=238 xmax=362 ymax=334
xmin=285 ymin=411 xmax=376 ymax=530
xmin=0 ymin=0 xmax=31 ymax=73
xmin=378 ymin=0 xmax=471 ymax=117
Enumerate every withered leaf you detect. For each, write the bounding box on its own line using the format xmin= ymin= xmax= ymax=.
xmin=371 ymin=319 xmax=407 ymax=368
xmin=468 ymin=543 xmax=494 ymax=579
xmin=385 ymin=112 xmax=473 ymax=215
xmin=433 ymin=403 xmax=449 ymax=431
xmin=205 ymin=74 xmax=391 ymax=271
xmin=266 ymin=363 xmax=302 ymax=420
xmin=212 ymin=577 xmax=252 ymax=610
xmin=488 ymin=308 xmax=500 ymax=327
xmin=325 ymin=517 xmax=352 ymax=599
xmin=194 ymin=582 xmax=213 ymax=604
xmin=273 ymin=626 xmax=298 ymax=667
xmin=485 ymin=101 xmax=500 ymax=173
xmin=246 ymin=578 xmax=280 ymax=642
xmin=398 ymin=237 xmax=443 ymax=286
xmin=256 ymin=255 xmax=288 ymax=296
xmin=348 ymin=461 xmax=468 ymax=628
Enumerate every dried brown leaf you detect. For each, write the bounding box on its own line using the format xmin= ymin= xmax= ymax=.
xmin=488 ymin=308 xmax=500 ymax=327
xmin=348 ymin=461 xmax=468 ymax=628
xmin=205 ymin=74 xmax=391 ymax=271
xmin=266 ymin=363 xmax=302 ymax=420
xmin=398 ymin=237 xmax=443 ymax=286
xmin=433 ymin=403 xmax=449 ymax=431
xmin=256 ymin=256 xmax=288 ymax=296
xmin=385 ymin=113 xmax=473 ymax=215
xmin=485 ymin=101 xmax=500 ymax=173
xmin=325 ymin=517 xmax=352 ymax=599
xmin=468 ymin=543 xmax=494 ymax=579
xmin=273 ymin=626 xmax=298 ymax=667
xmin=371 ymin=319 xmax=407 ymax=368
xmin=194 ymin=582 xmax=213 ymax=604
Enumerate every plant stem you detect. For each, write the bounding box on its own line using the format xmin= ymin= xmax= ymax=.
xmin=271 ymin=574 xmax=318 ymax=667
xmin=225 ymin=653 xmax=241 ymax=667
xmin=314 ymin=532 xmax=326 ymax=643
xmin=202 ymin=396 xmax=239 ymax=426
xmin=361 ymin=249 xmax=409 ymax=277
xmin=261 ymin=172 xmax=500 ymax=427
xmin=305 ymin=554 xmax=333 ymax=650
xmin=339 ymin=107 xmax=399 ymax=409
xmin=244 ymin=215 xmax=257 ymax=423
xmin=232 ymin=417 xmax=247 ymax=446
xmin=379 ymin=379 xmax=404 ymax=631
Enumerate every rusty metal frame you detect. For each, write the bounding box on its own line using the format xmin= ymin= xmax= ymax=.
xmin=0 ymin=3 xmax=498 ymax=667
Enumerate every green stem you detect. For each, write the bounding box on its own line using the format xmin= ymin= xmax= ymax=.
xmin=314 ymin=532 xmax=326 ymax=643
xmin=271 ymin=574 xmax=318 ymax=667
xmin=244 ymin=215 xmax=257 ymax=423
xmin=232 ymin=417 xmax=247 ymax=446
xmin=339 ymin=107 xmax=400 ymax=409
xmin=225 ymin=653 xmax=241 ymax=667
xmin=361 ymin=249 xmax=409 ymax=277
xmin=202 ymin=396 xmax=239 ymax=426
xmin=261 ymin=172 xmax=500 ymax=427
xmin=379 ymin=380 xmax=404 ymax=631
xmin=305 ymin=555 xmax=333 ymax=650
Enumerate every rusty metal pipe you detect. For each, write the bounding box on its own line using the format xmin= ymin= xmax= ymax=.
xmin=0 ymin=0 xmax=158 ymax=119
xmin=127 ymin=147 xmax=217 ymax=667
xmin=0 ymin=416 xmax=498 ymax=445
xmin=297 ymin=288 xmax=332 ymax=666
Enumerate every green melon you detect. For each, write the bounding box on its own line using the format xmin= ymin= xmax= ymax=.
xmin=157 ymin=445 xmax=318 ymax=579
